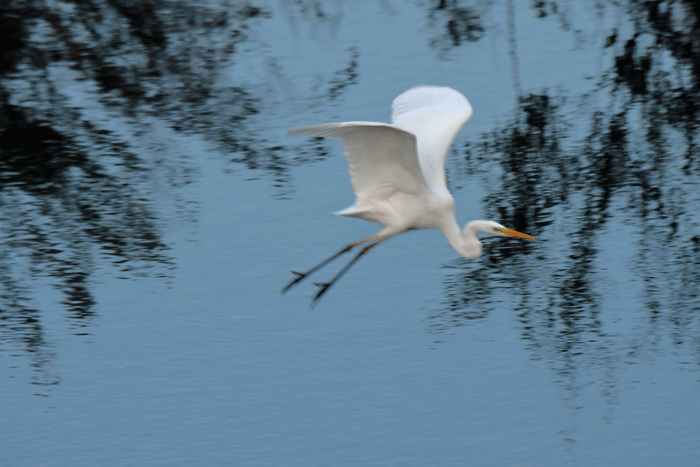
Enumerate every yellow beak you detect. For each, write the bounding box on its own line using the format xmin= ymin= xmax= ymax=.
xmin=498 ymin=228 xmax=537 ymax=241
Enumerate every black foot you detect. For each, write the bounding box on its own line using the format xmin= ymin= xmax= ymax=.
xmin=281 ymin=271 xmax=306 ymax=295
xmin=311 ymin=282 xmax=332 ymax=308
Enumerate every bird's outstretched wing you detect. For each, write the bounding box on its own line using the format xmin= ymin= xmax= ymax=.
xmin=288 ymin=122 xmax=430 ymax=206
xmin=391 ymin=86 xmax=473 ymax=192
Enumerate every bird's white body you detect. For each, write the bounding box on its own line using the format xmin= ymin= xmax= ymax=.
xmin=285 ymin=86 xmax=535 ymax=305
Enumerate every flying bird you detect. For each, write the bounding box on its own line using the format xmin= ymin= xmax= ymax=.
xmin=283 ymin=86 xmax=535 ymax=306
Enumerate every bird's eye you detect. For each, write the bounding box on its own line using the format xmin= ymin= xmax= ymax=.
xmin=493 ymin=227 xmax=501 ymax=233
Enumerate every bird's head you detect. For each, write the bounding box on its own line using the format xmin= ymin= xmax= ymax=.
xmin=457 ymin=220 xmax=536 ymax=259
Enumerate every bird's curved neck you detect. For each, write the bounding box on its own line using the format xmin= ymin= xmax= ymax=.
xmin=442 ymin=217 xmax=465 ymax=253
xmin=462 ymin=221 xmax=481 ymax=242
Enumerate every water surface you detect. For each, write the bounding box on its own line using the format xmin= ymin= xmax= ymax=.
xmin=2 ymin=1 xmax=699 ymax=466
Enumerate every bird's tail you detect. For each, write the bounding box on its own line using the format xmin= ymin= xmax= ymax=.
xmin=334 ymin=204 xmax=370 ymax=219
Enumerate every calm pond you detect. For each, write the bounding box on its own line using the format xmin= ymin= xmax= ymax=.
xmin=2 ymin=1 xmax=699 ymax=466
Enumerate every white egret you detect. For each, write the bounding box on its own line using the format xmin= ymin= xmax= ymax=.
xmin=283 ymin=86 xmax=535 ymax=306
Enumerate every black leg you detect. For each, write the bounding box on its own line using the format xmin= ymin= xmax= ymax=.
xmin=281 ymin=243 xmax=353 ymax=294
xmin=282 ymin=233 xmax=382 ymax=295
xmin=310 ymin=241 xmax=379 ymax=308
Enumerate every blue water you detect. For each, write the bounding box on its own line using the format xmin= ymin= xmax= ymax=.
xmin=2 ymin=1 xmax=699 ymax=466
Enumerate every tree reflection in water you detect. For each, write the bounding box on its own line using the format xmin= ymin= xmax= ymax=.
xmin=0 ymin=1 xmax=274 ymax=380
xmin=2 ymin=0 xmax=700 ymax=390
xmin=434 ymin=1 xmax=700 ymax=377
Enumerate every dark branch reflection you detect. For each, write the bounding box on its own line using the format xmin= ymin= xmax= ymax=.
xmin=426 ymin=0 xmax=487 ymax=55
xmin=0 ymin=0 xmax=277 ymax=375
xmin=434 ymin=0 xmax=700 ymax=378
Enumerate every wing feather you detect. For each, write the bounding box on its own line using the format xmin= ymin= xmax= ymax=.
xmin=391 ymin=86 xmax=473 ymax=192
xmin=287 ymin=122 xmax=430 ymax=206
